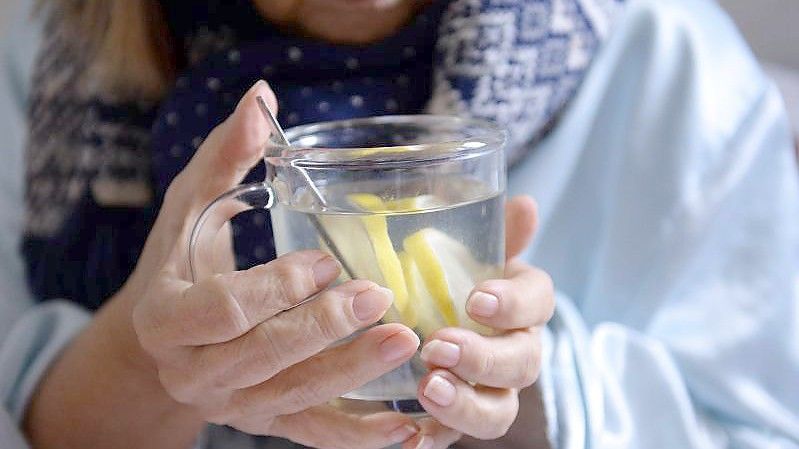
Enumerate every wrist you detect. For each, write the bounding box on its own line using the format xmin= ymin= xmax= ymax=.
xmin=24 ymin=289 xmax=205 ymax=449
xmin=98 ymin=286 xmax=161 ymax=379
xmin=98 ymin=287 xmax=202 ymax=421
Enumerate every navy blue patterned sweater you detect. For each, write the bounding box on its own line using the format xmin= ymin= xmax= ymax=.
xmin=24 ymin=0 xmax=621 ymax=308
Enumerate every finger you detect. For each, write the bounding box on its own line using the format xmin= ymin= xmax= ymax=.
xmin=420 ymin=327 xmax=541 ymax=389
xmin=183 ymin=280 xmax=394 ymax=390
xmin=219 ymin=324 xmax=419 ymax=420
xmin=465 ymin=259 xmax=554 ymax=330
xmin=168 ymin=79 xmax=277 ymax=212
xmin=136 ymin=250 xmax=340 ymax=348
xmin=270 ymin=406 xmax=419 ymax=449
xmin=402 ymin=418 xmax=461 ymax=449
xmin=417 ymin=370 xmax=519 ymax=440
xmin=403 ymin=418 xmax=460 ymax=449
xmin=504 ymin=196 xmax=538 ymax=259
xmin=137 ymin=80 xmax=277 ymax=279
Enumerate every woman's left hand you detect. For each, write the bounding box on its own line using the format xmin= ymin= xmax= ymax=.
xmin=405 ymin=196 xmax=555 ymax=449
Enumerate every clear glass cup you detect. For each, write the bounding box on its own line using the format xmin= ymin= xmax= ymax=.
xmin=190 ymin=115 xmax=507 ymax=414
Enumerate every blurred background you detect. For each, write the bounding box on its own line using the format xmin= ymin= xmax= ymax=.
xmin=1 ymin=0 xmax=796 ymax=132
xmin=718 ymin=0 xmax=799 ymax=134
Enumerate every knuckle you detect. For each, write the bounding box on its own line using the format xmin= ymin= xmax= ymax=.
xmin=251 ymin=323 xmax=284 ymax=374
xmin=477 ymin=398 xmax=518 ymax=440
xmin=476 ymin=340 xmax=497 ymax=381
xmin=278 ymin=377 xmax=324 ymax=413
xmin=207 ymin=275 xmax=250 ymax=335
xmin=131 ymin=305 xmax=160 ymax=353
xmin=334 ymin=359 xmax=361 ymax=390
xmin=310 ymin=300 xmax=349 ymax=342
xmin=158 ymin=368 xmax=200 ymax=406
xmin=516 ymin=334 xmax=542 ymax=387
xmin=224 ymin=390 xmax=258 ymax=421
xmin=272 ymin=262 xmax=312 ymax=302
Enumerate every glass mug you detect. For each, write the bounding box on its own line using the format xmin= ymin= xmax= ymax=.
xmin=189 ymin=115 xmax=507 ymax=414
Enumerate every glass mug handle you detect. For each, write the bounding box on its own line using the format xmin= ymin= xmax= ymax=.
xmin=188 ymin=181 xmax=275 ymax=282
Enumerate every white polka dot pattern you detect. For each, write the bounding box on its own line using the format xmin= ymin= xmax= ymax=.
xmin=350 ymin=95 xmax=364 ymax=108
xmin=206 ymin=77 xmax=221 ymax=91
xmin=287 ymin=46 xmax=303 ymax=62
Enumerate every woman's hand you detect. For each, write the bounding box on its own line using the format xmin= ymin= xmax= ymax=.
xmin=25 ymin=81 xmax=421 ymax=449
xmin=405 ymin=196 xmax=555 ymax=449
xmin=130 ymin=81 xmax=424 ymax=448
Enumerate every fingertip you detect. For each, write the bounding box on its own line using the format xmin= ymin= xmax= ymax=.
xmin=237 ymin=80 xmax=276 ymax=113
xmin=404 ymin=433 xmax=434 ymax=449
xmin=387 ymin=423 xmax=420 ymax=445
xmin=508 ymin=195 xmax=538 ymax=220
xmin=505 ymin=195 xmax=538 ymax=259
xmin=368 ymin=323 xmax=419 ymax=363
xmin=227 ymin=80 xmax=277 ymax=162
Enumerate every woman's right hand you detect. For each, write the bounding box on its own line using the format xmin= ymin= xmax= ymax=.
xmin=129 ymin=80 xmax=421 ymax=448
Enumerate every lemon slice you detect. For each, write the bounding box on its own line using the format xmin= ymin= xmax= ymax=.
xmin=403 ymin=229 xmax=460 ymax=326
xmin=344 ymin=193 xmax=444 ymax=214
xmin=383 ymin=194 xmax=443 ymax=213
xmin=399 ymin=251 xmax=443 ymax=338
xmin=344 ymin=194 xmax=414 ymax=327
xmin=315 ymin=214 xmax=384 ymax=284
xmin=347 ymin=193 xmax=386 ymax=212
xmin=403 ymin=228 xmax=497 ymax=332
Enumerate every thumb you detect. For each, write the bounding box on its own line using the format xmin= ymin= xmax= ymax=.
xmin=172 ymin=79 xmax=278 ymax=210
xmin=133 ymin=81 xmax=277 ymax=281
xmin=505 ymin=195 xmax=538 ymax=259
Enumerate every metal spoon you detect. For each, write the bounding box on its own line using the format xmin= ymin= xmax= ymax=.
xmin=255 ymin=96 xmax=357 ymax=280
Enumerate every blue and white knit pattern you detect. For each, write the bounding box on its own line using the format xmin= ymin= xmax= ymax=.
xmin=428 ymin=0 xmax=622 ymax=162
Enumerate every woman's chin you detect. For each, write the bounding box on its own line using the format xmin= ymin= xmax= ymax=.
xmin=326 ymin=0 xmax=407 ymax=9
xmin=311 ymin=0 xmax=413 ymax=12
xmin=297 ymin=0 xmax=423 ymax=44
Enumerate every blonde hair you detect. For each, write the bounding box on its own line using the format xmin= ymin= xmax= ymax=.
xmin=38 ymin=0 xmax=174 ymax=102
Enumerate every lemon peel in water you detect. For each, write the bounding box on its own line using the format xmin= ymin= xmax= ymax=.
xmin=403 ymin=227 xmax=496 ymax=334
xmin=402 ymin=229 xmax=460 ymax=327
xmin=399 ymin=251 xmax=446 ymax=338
xmin=317 ymin=192 xmax=493 ymax=336
xmin=345 ymin=194 xmax=413 ymax=327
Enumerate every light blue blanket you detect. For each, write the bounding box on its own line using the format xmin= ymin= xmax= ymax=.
xmin=0 ymin=0 xmax=37 ymax=337
xmin=513 ymin=0 xmax=799 ymax=447
xmin=2 ymin=0 xmax=798 ymax=447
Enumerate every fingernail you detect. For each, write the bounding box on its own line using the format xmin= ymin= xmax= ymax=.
xmin=250 ymin=79 xmax=267 ymax=92
xmin=414 ymin=434 xmax=434 ymax=449
xmin=420 ymin=340 xmax=461 ymax=368
xmin=379 ymin=330 xmax=419 ymax=362
xmin=237 ymin=80 xmax=266 ymax=109
xmin=467 ymin=291 xmax=499 ymax=318
xmin=353 ymin=286 xmax=393 ymax=321
xmin=312 ymin=256 xmax=340 ymax=287
xmin=388 ymin=424 xmax=417 ymax=443
xmin=423 ymin=375 xmax=456 ymax=407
